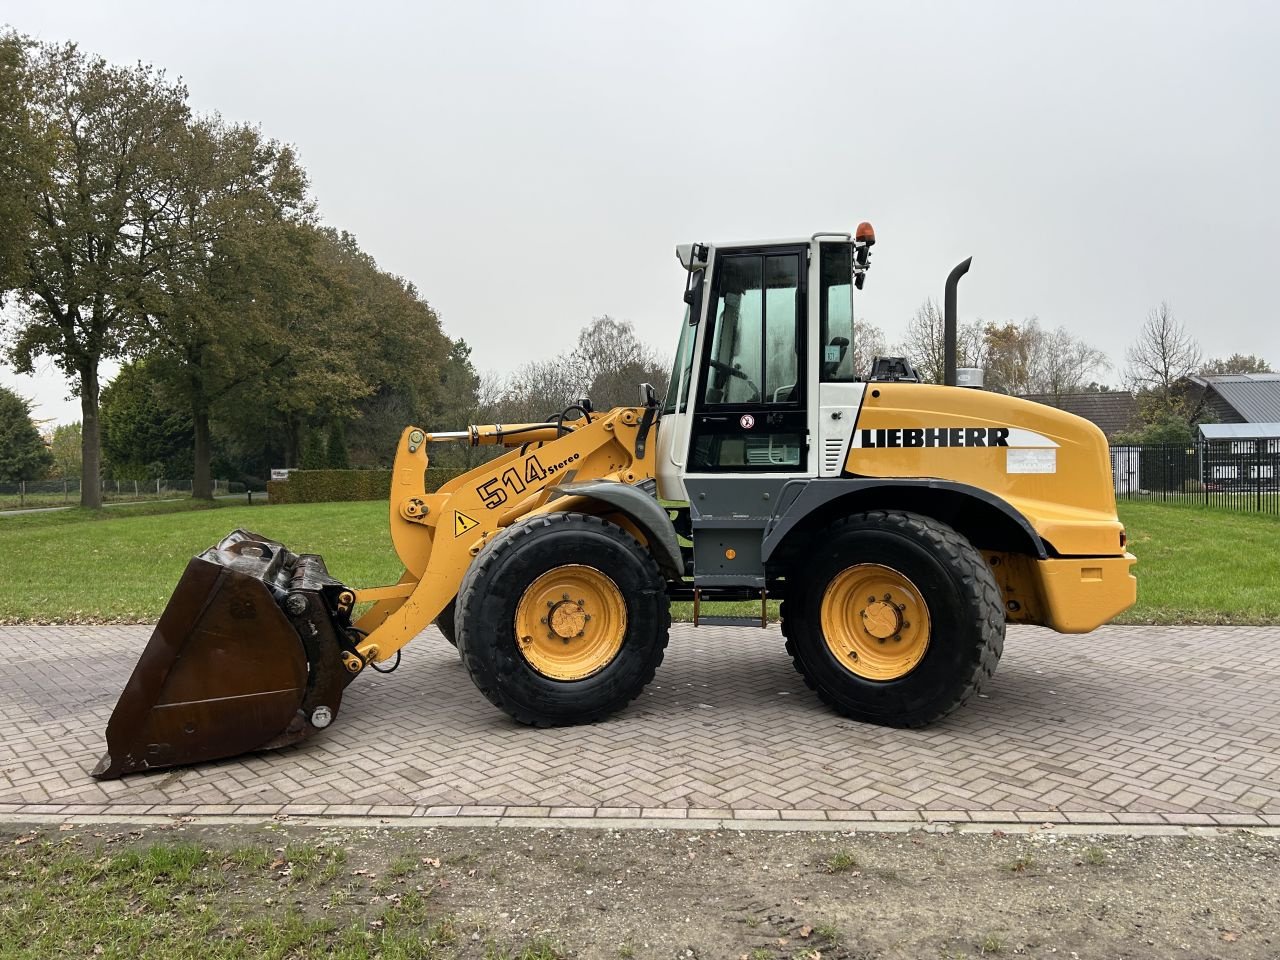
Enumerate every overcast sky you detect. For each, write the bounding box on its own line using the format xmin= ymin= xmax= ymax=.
xmin=3 ymin=0 xmax=1278 ymax=425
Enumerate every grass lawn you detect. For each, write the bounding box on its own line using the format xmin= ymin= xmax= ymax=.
xmin=0 ymin=499 xmax=400 ymax=623
xmin=1113 ymin=500 xmax=1280 ymax=624
xmin=1 ymin=497 xmax=1277 ymax=625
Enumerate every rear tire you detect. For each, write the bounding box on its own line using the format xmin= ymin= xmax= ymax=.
xmin=455 ymin=512 xmax=670 ymax=726
xmin=781 ymin=510 xmax=1003 ymax=727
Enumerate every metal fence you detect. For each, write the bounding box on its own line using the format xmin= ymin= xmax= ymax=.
xmin=1111 ymin=441 xmax=1280 ymax=515
xmin=0 ymin=477 xmax=246 ymax=510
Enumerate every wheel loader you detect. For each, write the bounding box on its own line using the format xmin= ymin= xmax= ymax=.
xmin=93 ymin=224 xmax=1137 ymax=778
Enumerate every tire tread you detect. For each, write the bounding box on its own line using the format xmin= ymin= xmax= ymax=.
xmin=780 ymin=509 xmax=1003 ymax=727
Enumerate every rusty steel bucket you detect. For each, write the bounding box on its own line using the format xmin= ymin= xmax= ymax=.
xmin=92 ymin=531 xmax=362 ymax=779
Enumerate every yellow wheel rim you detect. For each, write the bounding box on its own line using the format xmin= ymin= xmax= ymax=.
xmin=513 ymin=564 xmax=627 ymax=681
xmin=819 ymin=563 xmax=931 ymax=681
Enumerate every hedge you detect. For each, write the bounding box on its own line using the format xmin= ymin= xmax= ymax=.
xmin=267 ymin=468 xmax=466 ymax=504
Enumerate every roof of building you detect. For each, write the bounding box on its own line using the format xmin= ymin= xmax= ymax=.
xmin=1019 ymin=392 xmax=1142 ymax=438
xmin=1189 ymin=373 xmax=1280 ymax=422
xmin=1198 ymin=422 xmax=1280 ymax=440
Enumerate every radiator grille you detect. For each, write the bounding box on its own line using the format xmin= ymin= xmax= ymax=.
xmin=822 ymin=436 xmax=846 ymax=475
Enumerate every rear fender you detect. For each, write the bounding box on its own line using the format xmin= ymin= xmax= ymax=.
xmin=762 ymin=478 xmax=1048 ymax=564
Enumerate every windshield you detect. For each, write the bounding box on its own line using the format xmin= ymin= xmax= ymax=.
xmin=662 ymin=304 xmax=697 ymax=415
xmin=663 ymin=268 xmax=702 ymax=415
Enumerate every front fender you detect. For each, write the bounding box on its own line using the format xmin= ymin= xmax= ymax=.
xmin=549 ymin=480 xmax=684 ymax=580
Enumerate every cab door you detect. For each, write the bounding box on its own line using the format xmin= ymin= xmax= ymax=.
xmin=686 ymin=246 xmax=810 ymax=474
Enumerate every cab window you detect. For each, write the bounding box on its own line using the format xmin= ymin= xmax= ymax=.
xmin=702 ymin=254 xmax=801 ymax=405
xmin=819 ymin=242 xmax=856 ymax=381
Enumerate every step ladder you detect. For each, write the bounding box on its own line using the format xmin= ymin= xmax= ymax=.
xmin=691 ymin=587 xmax=770 ymax=628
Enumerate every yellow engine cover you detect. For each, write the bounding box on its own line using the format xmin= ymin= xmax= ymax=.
xmin=848 ymin=383 xmax=1124 ymax=557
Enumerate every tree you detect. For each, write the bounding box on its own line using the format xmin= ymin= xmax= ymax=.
xmin=850 ymin=319 xmax=887 ymax=381
xmin=570 ymin=316 xmax=669 ymax=409
xmin=896 ymin=299 xmax=985 ymax=383
xmin=1124 ymin=302 xmax=1202 ymax=421
xmin=981 ymin=319 xmax=1108 ymax=397
xmin=326 ymin=420 xmax=350 ymax=469
xmin=99 ymin=360 xmax=192 ymax=482
xmin=496 ymin=356 xmax=580 ymax=424
xmin=0 ymin=31 xmax=45 ymax=298
xmin=300 ymin=430 xmax=327 ymax=469
xmin=1111 ymin=415 xmax=1194 ymax=447
xmin=3 ymin=42 xmax=189 ymax=507
xmin=1200 ymin=354 xmax=1272 ymax=375
xmin=46 ymin=421 xmax=82 ymax=478
xmin=137 ymin=116 xmax=312 ymax=498
xmin=0 ymin=385 xmax=54 ymax=481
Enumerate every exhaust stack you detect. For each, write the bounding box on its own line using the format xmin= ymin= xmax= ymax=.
xmin=943 ymin=257 xmax=972 ymax=387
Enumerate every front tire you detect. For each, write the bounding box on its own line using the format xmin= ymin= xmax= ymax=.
xmin=434 ymin=599 xmax=458 ymax=647
xmin=781 ymin=510 xmax=1003 ymax=727
xmin=455 ymin=512 xmax=670 ymax=726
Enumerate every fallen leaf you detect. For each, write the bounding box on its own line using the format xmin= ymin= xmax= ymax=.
xmin=13 ymin=835 xmax=35 ymax=846
xmin=93 ymin=946 xmax=104 ymax=956
xmin=421 ymin=857 xmax=440 ymax=867
xmin=351 ymin=869 xmax=370 ymax=876
xmin=269 ymin=857 xmax=286 ymax=869
xmin=1222 ymin=932 xmax=1239 ymax=942
xmin=369 ymin=919 xmax=384 ymax=929
xmin=799 ymin=925 xmax=813 ymax=938
xmin=58 ymin=824 xmax=74 ymax=832
xmin=992 ymin=829 xmax=1007 ymax=839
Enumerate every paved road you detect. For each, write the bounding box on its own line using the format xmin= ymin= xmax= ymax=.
xmin=2 ymin=623 xmax=1278 ymax=826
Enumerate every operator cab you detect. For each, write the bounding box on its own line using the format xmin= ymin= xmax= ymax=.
xmin=655 ymin=226 xmax=874 ymax=502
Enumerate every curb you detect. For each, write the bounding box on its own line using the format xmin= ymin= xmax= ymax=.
xmin=3 ymin=811 xmax=1278 ymax=838
xmin=2 ymin=803 xmax=1275 ymax=829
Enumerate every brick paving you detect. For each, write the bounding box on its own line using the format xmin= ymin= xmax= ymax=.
xmin=1 ymin=623 xmax=1279 ymax=826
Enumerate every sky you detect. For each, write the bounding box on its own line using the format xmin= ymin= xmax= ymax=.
xmin=3 ymin=0 xmax=1278 ymax=425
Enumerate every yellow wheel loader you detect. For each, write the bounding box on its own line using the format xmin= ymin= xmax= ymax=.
xmin=93 ymin=224 xmax=1137 ymax=778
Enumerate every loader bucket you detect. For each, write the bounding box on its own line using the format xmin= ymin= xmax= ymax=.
xmin=92 ymin=530 xmax=362 ymax=779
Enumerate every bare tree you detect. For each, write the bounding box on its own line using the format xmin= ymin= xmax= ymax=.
xmin=1038 ymin=326 xmax=1109 ymax=397
xmin=1125 ymin=302 xmax=1202 ymax=418
xmin=896 ymin=299 xmax=985 ymax=383
xmin=850 ymin=319 xmax=887 ymax=379
xmin=495 ymin=356 xmax=580 ymax=424
xmin=980 ymin=319 xmax=1108 ymax=397
xmin=570 ymin=315 xmax=668 ymax=409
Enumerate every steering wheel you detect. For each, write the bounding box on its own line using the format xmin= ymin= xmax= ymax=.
xmin=708 ymin=359 xmax=762 ymax=402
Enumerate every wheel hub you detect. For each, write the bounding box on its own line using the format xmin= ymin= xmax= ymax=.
xmin=820 ymin=564 xmax=931 ymax=681
xmin=860 ymin=599 xmax=900 ymax=639
xmin=513 ymin=565 xmax=627 ymax=681
xmin=548 ymin=598 xmax=587 ymax=640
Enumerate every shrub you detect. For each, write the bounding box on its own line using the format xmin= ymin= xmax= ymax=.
xmin=267 ymin=468 xmax=466 ymax=504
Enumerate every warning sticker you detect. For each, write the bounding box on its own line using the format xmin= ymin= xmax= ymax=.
xmin=453 ymin=511 xmax=480 ymax=537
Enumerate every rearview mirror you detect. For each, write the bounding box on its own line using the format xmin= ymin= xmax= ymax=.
xmin=683 ymin=268 xmax=704 ymax=310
